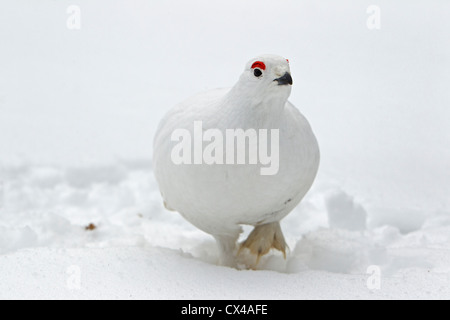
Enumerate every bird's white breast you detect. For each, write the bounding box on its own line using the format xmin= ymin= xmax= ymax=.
xmin=153 ymin=89 xmax=319 ymax=235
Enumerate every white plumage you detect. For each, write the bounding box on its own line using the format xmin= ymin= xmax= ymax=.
xmin=153 ymin=54 xmax=320 ymax=267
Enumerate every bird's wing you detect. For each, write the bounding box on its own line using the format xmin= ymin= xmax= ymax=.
xmin=152 ymin=88 xmax=230 ymax=212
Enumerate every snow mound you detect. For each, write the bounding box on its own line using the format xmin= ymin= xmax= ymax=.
xmin=1 ymin=161 xmax=450 ymax=299
xmin=326 ymin=190 xmax=367 ymax=231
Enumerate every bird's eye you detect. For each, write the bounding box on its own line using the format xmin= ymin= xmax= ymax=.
xmin=254 ymin=68 xmax=263 ymax=77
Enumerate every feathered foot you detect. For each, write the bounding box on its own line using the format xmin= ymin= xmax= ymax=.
xmin=214 ymin=231 xmax=241 ymax=268
xmin=239 ymin=222 xmax=287 ymax=265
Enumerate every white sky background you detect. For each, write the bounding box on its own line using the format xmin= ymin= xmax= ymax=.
xmin=0 ymin=0 xmax=449 ymax=214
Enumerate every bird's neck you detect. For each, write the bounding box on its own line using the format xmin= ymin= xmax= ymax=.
xmin=222 ymin=85 xmax=288 ymax=128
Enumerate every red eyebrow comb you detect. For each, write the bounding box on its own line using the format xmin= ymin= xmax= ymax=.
xmin=251 ymin=61 xmax=266 ymax=70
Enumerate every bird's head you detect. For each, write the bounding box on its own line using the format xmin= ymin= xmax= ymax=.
xmin=233 ymin=54 xmax=293 ymax=106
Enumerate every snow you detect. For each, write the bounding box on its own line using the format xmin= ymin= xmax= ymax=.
xmin=1 ymin=0 xmax=450 ymax=299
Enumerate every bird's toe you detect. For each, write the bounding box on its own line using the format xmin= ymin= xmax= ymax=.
xmin=239 ymin=222 xmax=287 ymax=265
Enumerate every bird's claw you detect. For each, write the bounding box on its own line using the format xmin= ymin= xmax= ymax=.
xmin=238 ymin=222 xmax=287 ymax=265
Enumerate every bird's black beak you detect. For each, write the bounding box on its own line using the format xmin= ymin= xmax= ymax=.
xmin=274 ymin=72 xmax=293 ymax=86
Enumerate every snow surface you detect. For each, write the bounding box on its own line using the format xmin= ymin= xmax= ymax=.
xmin=1 ymin=0 xmax=450 ymax=299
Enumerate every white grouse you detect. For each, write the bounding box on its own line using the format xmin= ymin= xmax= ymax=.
xmin=153 ymin=54 xmax=320 ymax=267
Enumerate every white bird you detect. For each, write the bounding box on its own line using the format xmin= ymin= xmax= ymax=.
xmin=153 ymin=54 xmax=320 ymax=267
